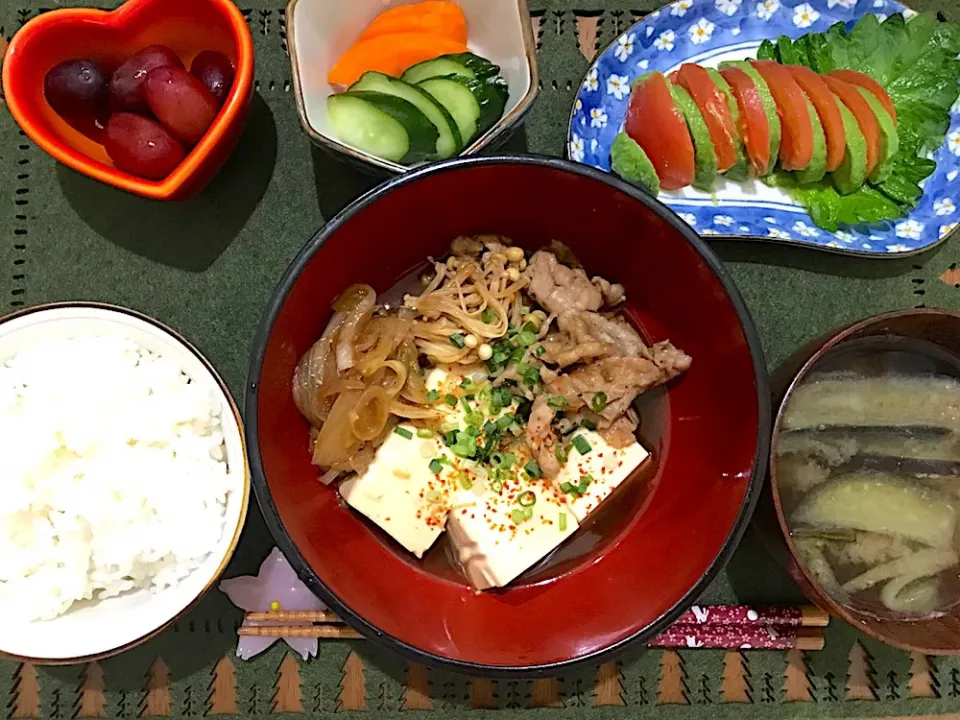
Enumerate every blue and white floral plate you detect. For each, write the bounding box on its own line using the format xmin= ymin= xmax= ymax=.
xmin=568 ymin=0 xmax=960 ymax=256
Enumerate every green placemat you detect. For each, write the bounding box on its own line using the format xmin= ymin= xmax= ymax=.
xmin=2 ymin=0 xmax=960 ymax=717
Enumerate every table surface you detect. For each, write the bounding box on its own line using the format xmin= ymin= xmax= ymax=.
xmin=2 ymin=0 xmax=960 ymax=717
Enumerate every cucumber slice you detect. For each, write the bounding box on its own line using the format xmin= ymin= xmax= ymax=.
xmin=704 ymin=67 xmax=749 ymax=181
xmin=719 ymin=60 xmax=782 ymax=175
xmin=418 ymin=76 xmax=481 ymax=145
xmin=854 ymin=86 xmax=899 ymax=184
xmin=611 ymin=131 xmax=660 ymax=195
xmin=831 ymin=101 xmax=869 ymax=195
xmin=350 ymin=71 xmax=463 ymax=158
xmin=795 ymin=95 xmax=827 ymax=183
xmin=402 ymin=56 xmax=477 ymax=85
xmin=444 ymin=52 xmax=501 ymax=81
xmin=452 ymin=76 xmax=508 ymax=135
xmin=327 ymin=92 xmax=439 ymax=164
xmin=669 ymin=83 xmax=718 ymax=191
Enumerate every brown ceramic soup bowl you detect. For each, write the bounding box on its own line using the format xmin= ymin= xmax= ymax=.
xmin=769 ymin=308 xmax=960 ymax=655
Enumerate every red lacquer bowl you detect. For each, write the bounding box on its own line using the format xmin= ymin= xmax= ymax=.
xmin=1 ymin=0 xmax=254 ymax=201
xmin=247 ymin=157 xmax=770 ymax=675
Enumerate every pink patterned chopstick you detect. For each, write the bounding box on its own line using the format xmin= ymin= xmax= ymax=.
xmin=650 ymin=624 xmax=824 ymax=651
xmin=671 ymin=604 xmax=829 ymax=628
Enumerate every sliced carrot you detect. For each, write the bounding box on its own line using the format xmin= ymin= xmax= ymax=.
xmin=719 ymin=66 xmax=771 ymax=176
xmin=624 ymin=72 xmax=695 ymax=190
xmin=821 ymin=74 xmax=881 ymax=173
xmin=750 ymin=60 xmax=813 ymax=171
xmin=357 ymin=1 xmax=468 ymax=45
xmin=786 ymin=65 xmax=846 ymax=172
xmin=828 ymin=69 xmax=897 ymax=125
xmin=328 ymin=33 xmax=469 ymax=88
xmin=675 ymin=63 xmax=738 ymax=172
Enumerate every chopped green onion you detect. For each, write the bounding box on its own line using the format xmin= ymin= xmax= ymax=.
xmin=578 ymin=474 xmax=594 ymax=493
xmin=428 ymin=459 xmax=443 ymax=474
xmin=491 ymin=386 xmax=513 ymax=411
xmin=546 ymin=395 xmax=568 ymax=411
xmin=460 ymin=378 xmax=475 ymax=390
xmin=517 ymin=330 xmax=537 ymax=347
xmin=416 ymin=428 xmax=434 ymax=439
xmin=559 ymin=481 xmax=578 ymax=495
xmin=507 ymin=325 xmax=519 ymax=337
xmin=481 ymin=308 xmax=496 ymax=324
xmin=502 ymin=452 xmax=517 ymax=469
xmin=426 ymin=389 xmax=439 ymax=403
xmin=466 ymin=410 xmax=484 ymax=427
xmin=535 ymin=345 xmax=546 ymax=357
xmin=444 ymin=430 xmax=458 ymax=446
xmin=581 ymin=419 xmax=598 ymax=431
xmin=449 ymin=333 xmax=466 ymax=348
xmin=458 ymin=474 xmax=473 ymax=490
xmin=495 ymin=414 xmax=514 ymax=431
xmin=484 ymin=420 xmax=498 ymax=435
xmin=572 ymin=435 xmax=592 ymax=455
xmin=490 ymin=478 xmax=504 ymax=494
xmin=464 ymin=425 xmax=480 ymax=437
xmin=591 ymin=392 xmax=608 ymax=413
xmin=518 ymin=491 xmax=536 ymax=507
xmin=522 ymin=506 xmax=533 ymax=520
xmin=510 ymin=509 xmax=526 ymax=525
xmin=554 ymin=446 xmax=568 ymax=464
xmin=510 ymin=347 xmax=526 ymax=364
xmin=524 ymin=459 xmax=542 ymax=479
xmin=523 ymin=367 xmax=541 ymax=387
xmin=425 ymin=490 xmax=443 ymax=503
xmin=444 ymin=394 xmax=458 ymax=407
xmin=509 ymin=423 xmax=524 ymax=436
xmin=559 ymin=513 xmax=568 ymax=531
xmin=519 ymin=305 xmax=530 ymax=315
xmin=393 ymin=427 xmax=413 ymax=440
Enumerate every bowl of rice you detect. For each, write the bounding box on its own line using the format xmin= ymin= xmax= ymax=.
xmin=0 ymin=302 xmax=249 ymax=663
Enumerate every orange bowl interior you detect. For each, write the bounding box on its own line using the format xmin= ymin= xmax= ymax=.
xmin=1 ymin=0 xmax=254 ymax=199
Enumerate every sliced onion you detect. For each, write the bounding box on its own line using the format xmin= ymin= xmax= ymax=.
xmin=348 ymin=387 xmax=390 ymax=442
xmin=319 ymin=468 xmax=340 ymax=485
xmin=333 ymin=285 xmax=376 ymax=371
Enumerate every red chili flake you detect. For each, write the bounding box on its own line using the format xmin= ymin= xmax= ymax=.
xmin=460 ymin=508 xmax=467 ymax=515
xmin=470 ymin=513 xmax=475 ymax=519
xmin=385 ymin=517 xmax=391 ymax=522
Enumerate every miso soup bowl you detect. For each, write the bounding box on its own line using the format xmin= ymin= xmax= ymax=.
xmin=287 ymin=0 xmax=538 ymax=174
xmin=767 ymin=308 xmax=960 ymax=655
xmin=246 ymin=156 xmax=771 ymax=675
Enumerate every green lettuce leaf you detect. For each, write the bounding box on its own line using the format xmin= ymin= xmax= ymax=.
xmin=760 ymin=12 xmax=960 ymax=230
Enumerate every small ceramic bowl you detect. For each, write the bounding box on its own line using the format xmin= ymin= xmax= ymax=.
xmin=287 ymin=0 xmax=539 ymax=174
xmin=0 ymin=303 xmax=249 ymax=664
xmin=768 ymin=308 xmax=960 ymax=655
xmin=247 ymin=156 xmax=770 ymax=675
xmin=1 ymin=0 xmax=254 ymax=201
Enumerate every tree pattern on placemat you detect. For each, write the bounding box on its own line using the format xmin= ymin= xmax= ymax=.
xmin=10 ymin=663 xmax=39 ymax=719
xmin=594 ymin=661 xmax=626 ymax=706
xmin=529 ymin=678 xmax=563 ymax=708
xmin=910 ymin=653 xmax=939 ymax=698
xmin=274 ymin=653 xmax=303 ymax=713
xmin=338 ymin=652 xmax=366 ymax=712
xmin=141 ymin=658 xmax=170 ymax=717
xmin=207 ymin=656 xmax=238 ymax=715
xmin=721 ymin=651 xmax=750 ymax=703
xmin=784 ymin=649 xmax=813 ymax=702
xmin=658 ymin=651 xmax=687 ymax=704
xmin=75 ymin=663 xmax=105 ymax=718
xmin=847 ymin=642 xmax=878 ymax=701
xmin=401 ymin=664 xmax=430 ymax=710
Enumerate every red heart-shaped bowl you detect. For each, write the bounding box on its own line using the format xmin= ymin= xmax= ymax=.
xmin=2 ymin=0 xmax=254 ymax=201
xmin=246 ymin=156 xmax=771 ymax=675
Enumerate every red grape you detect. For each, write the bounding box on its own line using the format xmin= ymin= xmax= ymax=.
xmin=44 ymin=59 xmax=107 ymax=116
xmin=190 ymin=50 xmax=235 ymax=107
xmin=144 ymin=67 xmax=218 ymax=145
xmin=103 ymin=113 xmax=186 ymax=180
xmin=108 ymin=45 xmax=183 ymax=113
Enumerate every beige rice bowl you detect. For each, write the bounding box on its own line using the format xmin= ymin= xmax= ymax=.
xmin=0 ymin=305 xmax=248 ymax=662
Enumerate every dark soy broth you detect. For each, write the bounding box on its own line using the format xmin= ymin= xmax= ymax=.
xmin=777 ymin=335 xmax=960 ymax=620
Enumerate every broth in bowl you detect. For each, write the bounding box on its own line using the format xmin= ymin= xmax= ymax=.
xmin=293 ymin=236 xmax=690 ymax=590
xmin=776 ymin=335 xmax=960 ymax=620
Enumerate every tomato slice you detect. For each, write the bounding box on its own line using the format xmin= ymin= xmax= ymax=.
xmin=719 ymin=66 xmax=770 ymax=176
xmin=821 ymin=74 xmax=881 ymax=173
xmin=624 ymin=72 xmax=695 ymax=190
xmin=786 ymin=65 xmax=846 ymax=172
xmin=750 ymin=60 xmax=814 ymax=171
xmin=828 ymin=69 xmax=896 ymax=125
xmin=675 ymin=63 xmax=738 ymax=172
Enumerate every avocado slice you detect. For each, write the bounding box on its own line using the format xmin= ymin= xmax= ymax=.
xmin=718 ymin=60 xmax=782 ymax=175
xmin=668 ymin=83 xmax=717 ymax=191
xmin=611 ymin=132 xmax=661 ymax=195
xmin=831 ymin=101 xmax=869 ymax=195
xmin=704 ymin=67 xmax=749 ymax=181
xmin=795 ymin=95 xmax=828 ymax=183
xmin=854 ymin=86 xmax=899 ymax=184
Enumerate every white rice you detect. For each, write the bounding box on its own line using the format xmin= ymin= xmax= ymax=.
xmin=0 ymin=335 xmax=231 ymax=621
